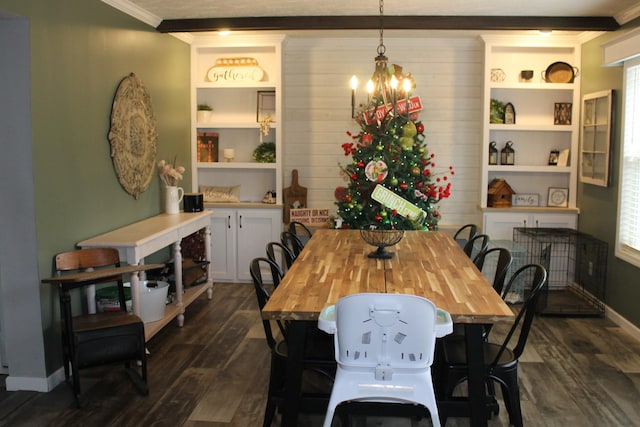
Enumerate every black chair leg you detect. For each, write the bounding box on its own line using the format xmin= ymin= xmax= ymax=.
xmin=500 ymin=372 xmax=523 ymax=427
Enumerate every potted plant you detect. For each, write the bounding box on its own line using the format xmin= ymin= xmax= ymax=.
xmin=197 ymin=103 xmax=213 ymax=122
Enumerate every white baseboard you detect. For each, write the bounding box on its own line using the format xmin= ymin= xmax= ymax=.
xmin=5 ymin=366 xmax=65 ymax=392
xmin=606 ymin=305 xmax=640 ymax=343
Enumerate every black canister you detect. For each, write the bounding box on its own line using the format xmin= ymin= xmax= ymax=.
xmin=183 ymin=193 xmax=204 ymax=212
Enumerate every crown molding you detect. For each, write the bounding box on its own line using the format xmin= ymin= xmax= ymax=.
xmin=101 ymin=0 xmax=162 ymax=28
xmin=615 ymin=3 xmax=640 ymax=25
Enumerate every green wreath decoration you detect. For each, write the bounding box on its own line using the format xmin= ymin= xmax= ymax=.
xmin=253 ymin=142 xmax=276 ymax=163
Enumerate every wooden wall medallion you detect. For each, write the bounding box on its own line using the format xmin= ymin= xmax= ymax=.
xmin=108 ymin=73 xmax=158 ymax=199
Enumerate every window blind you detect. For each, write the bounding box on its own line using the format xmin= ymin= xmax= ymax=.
xmin=618 ymin=60 xmax=640 ymax=258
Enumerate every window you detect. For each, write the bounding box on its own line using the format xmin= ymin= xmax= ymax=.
xmin=616 ymin=57 xmax=640 ymax=267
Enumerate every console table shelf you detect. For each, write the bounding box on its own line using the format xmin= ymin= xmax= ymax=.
xmin=78 ymin=211 xmax=213 ymax=340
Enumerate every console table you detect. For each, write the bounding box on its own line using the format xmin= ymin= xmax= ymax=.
xmin=78 ymin=211 xmax=213 ymax=340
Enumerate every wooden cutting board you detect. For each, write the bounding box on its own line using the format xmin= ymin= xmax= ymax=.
xmin=283 ymin=169 xmax=307 ymax=223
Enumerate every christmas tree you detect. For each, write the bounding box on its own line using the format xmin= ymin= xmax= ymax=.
xmin=335 ymin=61 xmax=454 ymax=231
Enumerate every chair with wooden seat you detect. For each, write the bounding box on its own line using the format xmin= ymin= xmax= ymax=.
xmin=52 ymin=248 xmax=149 ymax=406
xmin=250 ymin=257 xmax=336 ymax=427
xmin=440 ymin=264 xmax=548 ymax=427
xmin=453 ymin=223 xmax=478 ymax=249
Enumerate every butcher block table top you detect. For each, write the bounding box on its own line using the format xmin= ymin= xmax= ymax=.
xmin=262 ymin=229 xmax=513 ymax=323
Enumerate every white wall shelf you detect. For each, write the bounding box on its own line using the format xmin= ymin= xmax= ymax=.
xmin=481 ymin=35 xmax=581 ymax=238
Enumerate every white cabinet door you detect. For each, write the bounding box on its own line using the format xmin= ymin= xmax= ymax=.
xmin=208 ymin=207 xmax=282 ymax=283
xmin=533 ymin=213 xmax=577 ymax=229
xmin=484 ymin=211 xmax=578 ymax=241
xmin=236 ymin=208 xmax=282 ymax=282
xmin=483 ymin=212 xmax=530 ymax=240
xmin=208 ymin=208 xmax=236 ymax=282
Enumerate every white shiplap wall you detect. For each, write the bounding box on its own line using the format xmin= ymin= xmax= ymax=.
xmin=282 ymin=35 xmax=484 ymax=227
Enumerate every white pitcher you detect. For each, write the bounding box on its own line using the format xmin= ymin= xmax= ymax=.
xmin=165 ymin=186 xmax=184 ymax=214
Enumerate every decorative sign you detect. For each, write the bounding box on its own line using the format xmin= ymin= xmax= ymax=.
xmin=371 ymin=184 xmax=426 ymax=224
xmin=206 ymin=57 xmax=265 ymax=83
xmin=363 ymin=96 xmax=423 ymax=124
xmin=290 ymin=208 xmax=330 ymax=225
xmin=512 ymin=194 xmax=540 ymax=207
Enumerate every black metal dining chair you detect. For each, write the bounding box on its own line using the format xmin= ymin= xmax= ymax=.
xmin=454 ymin=223 xmax=478 ymax=249
xmin=281 ymin=230 xmax=305 ymax=258
xmin=266 ymin=241 xmax=295 ymax=273
xmin=439 ymin=263 xmax=548 ymax=427
xmin=473 ymin=247 xmax=513 ymax=296
xmin=288 ymin=221 xmax=313 ymax=245
xmin=250 ymin=257 xmax=335 ymax=427
xmin=464 ymin=233 xmax=489 ymax=260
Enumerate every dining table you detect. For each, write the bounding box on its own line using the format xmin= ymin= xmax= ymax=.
xmin=261 ymin=228 xmax=514 ymax=427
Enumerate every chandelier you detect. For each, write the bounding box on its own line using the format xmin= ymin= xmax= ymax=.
xmin=350 ymin=0 xmax=413 ymax=121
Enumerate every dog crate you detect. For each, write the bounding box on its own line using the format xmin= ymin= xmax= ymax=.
xmin=513 ymin=228 xmax=607 ymax=316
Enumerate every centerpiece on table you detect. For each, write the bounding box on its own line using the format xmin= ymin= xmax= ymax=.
xmin=158 ymin=157 xmax=185 ymax=214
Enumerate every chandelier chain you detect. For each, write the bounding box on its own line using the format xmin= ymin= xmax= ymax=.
xmin=377 ymin=0 xmax=386 ymax=56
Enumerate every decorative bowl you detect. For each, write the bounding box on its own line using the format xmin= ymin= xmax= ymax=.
xmin=360 ymin=228 xmax=404 ymax=259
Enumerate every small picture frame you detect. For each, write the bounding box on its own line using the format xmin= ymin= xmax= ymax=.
xmin=549 ymin=150 xmax=559 ymax=165
xmin=547 ymin=187 xmax=569 ymax=207
xmin=554 ymin=102 xmax=572 ymax=125
xmin=512 ymin=193 xmax=540 ymax=207
xmin=257 ymin=90 xmax=276 ymax=123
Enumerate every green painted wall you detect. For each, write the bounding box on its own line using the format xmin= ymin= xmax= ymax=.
xmin=580 ymin=20 xmax=640 ymax=328
xmin=0 ymin=0 xmax=190 ymax=374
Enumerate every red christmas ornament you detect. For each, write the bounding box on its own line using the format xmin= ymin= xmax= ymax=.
xmin=334 ymin=186 xmax=348 ymax=202
xmin=374 ymin=215 xmax=383 ymax=221
xmin=400 ymin=183 xmax=408 ymax=189
xmin=416 ymin=123 xmax=425 ymax=133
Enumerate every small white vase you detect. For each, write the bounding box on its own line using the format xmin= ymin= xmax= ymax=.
xmin=165 ymin=186 xmax=184 ymax=214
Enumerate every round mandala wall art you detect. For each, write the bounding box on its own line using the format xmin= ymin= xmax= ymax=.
xmin=108 ymin=73 xmax=158 ymax=199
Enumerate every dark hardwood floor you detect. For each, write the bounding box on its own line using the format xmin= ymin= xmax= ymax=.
xmin=1 ymin=282 xmax=640 ymax=427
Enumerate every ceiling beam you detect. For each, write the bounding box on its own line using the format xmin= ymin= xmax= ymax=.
xmin=156 ymin=15 xmax=619 ymax=33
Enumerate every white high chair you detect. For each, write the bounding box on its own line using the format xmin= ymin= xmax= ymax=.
xmin=318 ymin=293 xmax=453 ymax=427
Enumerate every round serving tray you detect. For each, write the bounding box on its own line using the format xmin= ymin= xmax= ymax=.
xmin=543 ymin=62 xmax=578 ymax=83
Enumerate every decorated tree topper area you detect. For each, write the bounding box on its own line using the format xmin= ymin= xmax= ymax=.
xmin=335 ymin=62 xmax=454 ymax=231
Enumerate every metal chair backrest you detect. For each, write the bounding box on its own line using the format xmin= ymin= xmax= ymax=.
xmin=464 ymin=233 xmax=489 ymax=258
xmin=266 ymin=241 xmax=295 ymax=271
xmin=454 ymin=223 xmax=478 ymax=248
xmin=280 ymin=230 xmax=304 ymax=257
xmin=289 ymin=221 xmax=313 ymax=238
xmin=249 ymin=257 xmax=286 ymax=350
xmin=473 ymin=247 xmax=513 ymax=296
xmin=493 ymin=263 xmax=547 ymax=364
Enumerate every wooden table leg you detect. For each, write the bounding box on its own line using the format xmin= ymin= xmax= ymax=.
xmin=281 ymin=320 xmax=307 ymax=427
xmin=465 ymin=323 xmax=488 ymax=427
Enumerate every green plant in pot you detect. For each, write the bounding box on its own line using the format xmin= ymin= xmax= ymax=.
xmin=197 ymin=103 xmax=213 ymax=122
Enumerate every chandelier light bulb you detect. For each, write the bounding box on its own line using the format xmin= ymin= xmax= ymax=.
xmin=351 ymin=75 xmax=358 ymax=90
xmin=403 ymin=78 xmax=411 ymax=94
